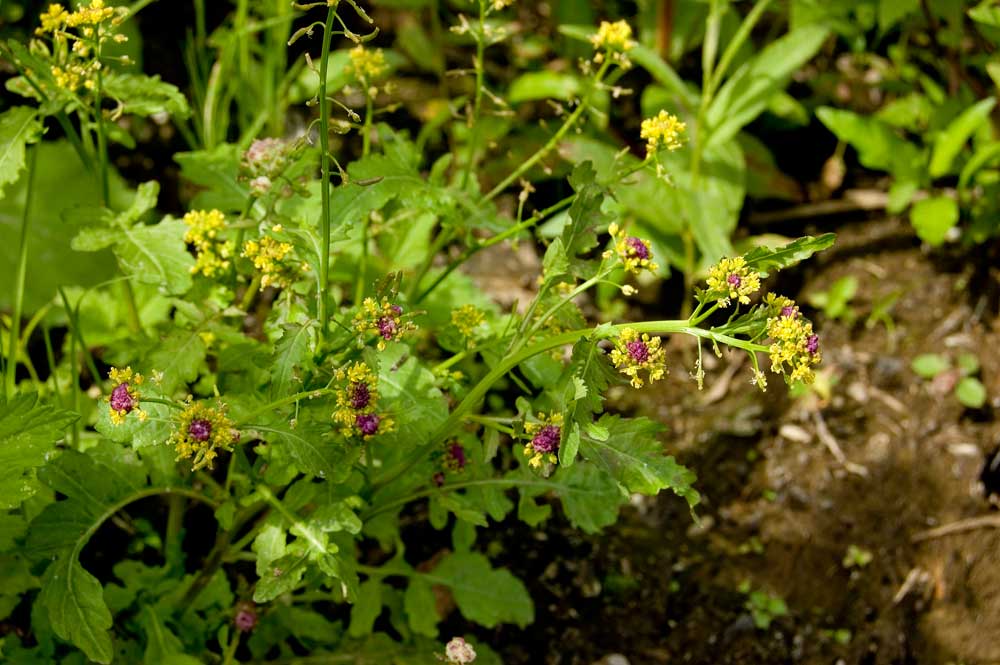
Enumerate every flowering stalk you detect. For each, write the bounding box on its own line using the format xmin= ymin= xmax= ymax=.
xmin=4 ymin=148 xmax=37 ymax=399
xmin=317 ymin=3 xmax=338 ymax=344
xmin=459 ymin=0 xmax=488 ymax=191
xmin=482 ymin=58 xmax=612 ymax=202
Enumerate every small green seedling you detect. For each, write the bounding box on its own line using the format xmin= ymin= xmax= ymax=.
xmin=911 ymin=352 xmax=988 ymax=408
xmin=808 ymin=275 xmax=859 ymax=324
xmin=738 ymin=581 xmax=788 ymax=630
xmin=842 ymin=544 xmax=873 ymax=569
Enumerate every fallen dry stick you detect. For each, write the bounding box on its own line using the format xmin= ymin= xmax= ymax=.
xmin=912 ymin=515 xmax=1000 ymax=542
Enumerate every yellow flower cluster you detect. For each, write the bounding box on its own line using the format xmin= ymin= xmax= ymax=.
xmin=766 ymin=303 xmax=821 ymax=384
xmin=169 ymin=401 xmax=240 ymax=471
xmin=183 ymin=209 xmax=234 ymax=278
xmin=35 ymin=2 xmax=128 ymax=91
xmin=349 ymin=45 xmax=388 ymax=82
xmin=524 ymin=413 xmax=563 ymax=469
xmin=706 ymin=256 xmax=761 ymax=307
xmin=107 ymin=366 xmax=146 ymax=425
xmin=590 ymin=19 xmax=634 ymax=52
xmin=603 ymin=223 xmax=659 ymax=275
xmin=332 ymin=362 xmax=386 ymax=437
xmin=352 ymin=297 xmax=416 ymax=350
xmin=609 ymin=328 xmax=668 ymax=388
xmin=492 ymin=0 xmax=515 ymax=9
xmin=640 ymin=111 xmax=687 ymax=155
xmin=242 ymin=234 xmax=296 ymax=289
xmin=451 ymin=304 xmax=485 ymax=338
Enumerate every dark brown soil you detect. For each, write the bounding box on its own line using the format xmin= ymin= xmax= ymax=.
xmin=476 ymin=216 xmax=1000 ymax=665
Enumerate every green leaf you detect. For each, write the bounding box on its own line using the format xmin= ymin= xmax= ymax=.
xmin=556 ymin=462 xmax=624 ymax=533
xmin=113 ymin=217 xmax=195 ymax=295
xmin=929 ymin=97 xmax=997 ymax=177
xmin=558 ymin=334 xmax=618 ymax=466
xmin=816 ymin=107 xmax=924 ymax=180
xmin=39 ymin=555 xmax=114 ymax=664
xmin=957 ymin=352 xmax=981 ymax=376
xmin=259 ymin=421 xmax=357 ymax=482
xmin=629 ymin=44 xmax=699 ymax=111
xmin=911 ymin=353 xmax=950 ymax=378
xmin=431 ymin=552 xmax=533 ymax=628
xmin=969 ymin=1 xmax=1000 ymax=28
xmin=581 ymin=415 xmax=700 ymax=510
xmin=147 ymin=327 xmax=208 ymax=394
xmin=742 ymin=233 xmax=836 ymax=277
xmin=175 ymin=145 xmax=249 ymax=212
xmin=706 ymin=26 xmax=829 ymax=147
xmin=373 ymin=343 xmax=449 ymax=449
xmin=956 ymin=377 xmax=987 ymax=409
xmin=270 ymin=322 xmax=317 ymax=400
xmin=0 ymin=393 xmax=77 ymax=509
xmin=509 ymin=71 xmax=581 ymax=103
xmin=348 ymin=579 xmax=384 ymax=637
xmin=102 ymin=73 xmax=191 ymax=119
xmin=910 ymin=196 xmax=959 ymax=246
xmin=403 ymin=578 xmax=439 ymax=637
xmin=140 ymin=606 xmax=201 ymax=665
xmin=0 ymin=106 xmax=41 ymax=193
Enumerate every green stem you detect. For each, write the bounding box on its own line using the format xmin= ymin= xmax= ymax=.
xmin=361 ymin=89 xmax=374 ymax=157
xmin=165 ymin=494 xmax=185 ymax=569
xmin=482 ymin=59 xmax=611 ymax=202
xmin=317 ymin=4 xmax=338 ymax=344
xmin=122 ymin=281 xmax=143 ymax=334
xmin=459 ymin=0 xmax=488 ymax=191
xmin=241 ymin=274 xmax=262 ymax=311
xmin=93 ymin=37 xmax=110 ymax=207
xmin=5 ymin=146 xmax=36 ymax=399
xmin=239 ymin=388 xmax=337 ymax=425
xmin=355 ymin=216 xmax=368 ymax=305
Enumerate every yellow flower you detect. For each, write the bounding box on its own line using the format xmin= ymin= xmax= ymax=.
xmin=37 ymin=4 xmax=68 ymax=34
xmin=492 ymin=0 xmax=514 ymax=9
xmin=523 ymin=413 xmax=563 ymax=469
xmin=640 ymin=110 xmax=686 ymax=155
xmin=332 ymin=362 xmax=381 ymax=437
xmin=609 ymin=328 xmax=668 ymax=389
xmin=241 ymin=235 xmax=296 ymax=289
xmin=603 ymin=223 xmax=659 ymax=275
xmin=766 ymin=303 xmax=821 ymax=384
xmin=590 ymin=20 xmax=634 ymax=52
xmin=451 ymin=304 xmax=485 ymax=338
xmin=184 ymin=209 xmax=234 ymax=278
xmin=706 ymin=256 xmax=761 ymax=307
xmin=349 ymin=45 xmax=388 ymax=82
xmin=352 ymin=297 xmax=416 ymax=350
xmin=107 ymin=366 xmax=146 ymax=425
xmin=169 ymin=401 xmax=239 ymax=471
xmin=65 ymin=0 xmax=114 ymax=27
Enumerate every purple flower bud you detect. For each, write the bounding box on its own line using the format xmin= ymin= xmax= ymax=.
xmin=390 ymin=304 xmax=403 ymax=315
xmin=234 ymin=602 xmax=258 ymax=633
xmin=806 ymin=334 xmax=820 ymax=355
xmin=448 ymin=443 xmax=467 ymax=469
xmin=109 ymin=383 xmax=135 ymax=413
xmin=625 ymin=236 xmax=650 ymax=260
xmin=188 ymin=418 xmax=212 ymax=442
xmin=727 ymin=273 xmax=741 ymax=287
xmin=349 ymin=382 xmax=371 ymax=410
xmin=781 ymin=305 xmax=797 ymax=318
xmin=626 ymin=339 xmax=649 ymax=363
xmin=433 ymin=471 xmax=446 ymax=487
xmin=356 ymin=413 xmax=381 ymax=436
xmin=377 ymin=316 xmax=398 ymax=340
xmin=531 ymin=425 xmax=561 ymax=454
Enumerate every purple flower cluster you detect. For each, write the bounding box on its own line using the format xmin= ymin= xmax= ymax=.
xmin=188 ymin=418 xmax=212 ymax=442
xmin=356 ymin=413 xmax=381 ymax=436
xmin=109 ymin=383 xmax=135 ymax=414
xmin=530 ymin=425 xmax=561 ymax=454
xmin=626 ymin=339 xmax=649 ymax=363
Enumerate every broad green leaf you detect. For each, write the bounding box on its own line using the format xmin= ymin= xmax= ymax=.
xmin=880 ymin=0 xmax=920 ymax=30
xmin=706 ymin=26 xmax=829 ymax=147
xmin=372 ymin=343 xmax=449 ymax=449
xmin=816 ymin=107 xmax=924 ymax=181
xmin=509 ymin=71 xmax=581 ymax=103
xmin=956 ymin=377 xmax=987 ymax=408
xmin=403 ymin=578 xmax=439 ymax=637
xmin=629 ymin=44 xmax=699 ymax=111
xmin=0 ymin=106 xmax=41 ymax=192
xmin=253 ymin=551 xmax=310 ymax=603
xmin=0 ymin=393 xmax=77 ymax=509
xmin=348 ymin=579 xmax=384 ymax=637
xmin=555 ymin=462 xmax=623 ymax=533
xmin=102 ymin=73 xmax=191 ymax=119
xmin=258 ymin=421 xmax=357 ymax=482
xmin=559 ymin=162 xmax=607 ymax=277
xmin=112 ymin=217 xmax=194 ymax=295
xmin=742 ymin=233 xmax=836 ymax=277
xmin=929 ymin=97 xmax=997 ymax=178
xmin=175 ymin=145 xmax=249 ymax=212
xmin=957 ymin=352 xmax=981 ymax=376
xmin=431 ymin=552 xmax=533 ymax=628
xmin=969 ymin=1 xmax=1000 ymax=27
xmin=910 ymin=196 xmax=959 ymax=246
xmin=148 ymin=327 xmax=208 ymax=394
xmin=911 ymin=353 xmax=950 ymax=378
xmin=140 ymin=606 xmax=201 ymax=665
xmin=581 ymin=415 xmax=699 ymax=510
xmin=0 ymin=141 xmax=128 ymax=311
xmin=558 ymin=333 xmax=618 ymax=466
xmin=39 ymin=555 xmax=114 ymax=664
xmin=270 ymin=322 xmax=317 ymax=400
